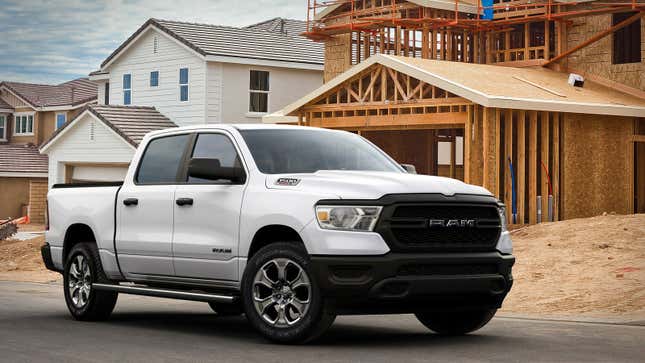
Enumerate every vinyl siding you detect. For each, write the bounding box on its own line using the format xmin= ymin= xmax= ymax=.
xmin=45 ymin=113 xmax=135 ymax=187
xmin=106 ymin=28 xmax=208 ymax=126
xmin=220 ymin=62 xmax=323 ymax=123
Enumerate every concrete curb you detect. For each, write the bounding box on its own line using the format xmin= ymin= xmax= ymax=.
xmin=498 ymin=312 xmax=645 ymax=326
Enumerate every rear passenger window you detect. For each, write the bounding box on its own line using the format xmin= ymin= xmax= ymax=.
xmin=137 ymin=134 xmax=190 ymax=184
xmin=188 ymin=133 xmax=242 ymax=184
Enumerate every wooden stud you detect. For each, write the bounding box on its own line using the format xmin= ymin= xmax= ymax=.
xmin=544 ymin=20 xmax=550 ymax=60
xmin=504 ymin=109 xmax=513 ymax=222
xmin=528 ymin=111 xmax=538 ymax=224
xmin=541 ymin=111 xmax=550 ymax=222
xmin=450 ymin=129 xmax=457 ymax=179
xmin=517 ymin=110 xmax=526 ymax=224
xmin=495 ymin=109 xmax=502 ymax=199
xmin=464 ymin=105 xmax=472 ymax=183
xmin=552 ymin=112 xmax=560 ymax=221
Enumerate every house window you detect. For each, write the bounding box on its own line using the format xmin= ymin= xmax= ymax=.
xmin=14 ymin=114 xmax=34 ymax=135
xmin=179 ymin=68 xmax=189 ymax=101
xmin=249 ymin=70 xmax=270 ymax=113
xmin=150 ymin=71 xmax=159 ymax=87
xmin=0 ymin=115 xmax=6 ymax=140
xmin=123 ymin=74 xmax=132 ymax=105
xmin=613 ymin=12 xmax=641 ymax=64
xmin=56 ymin=113 xmax=67 ymax=129
xmin=104 ymin=82 xmax=110 ymax=105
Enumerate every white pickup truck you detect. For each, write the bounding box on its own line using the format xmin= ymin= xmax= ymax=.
xmin=43 ymin=124 xmax=514 ymax=343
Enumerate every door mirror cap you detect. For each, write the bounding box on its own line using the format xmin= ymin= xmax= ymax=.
xmin=187 ymin=158 xmax=245 ymax=183
xmin=401 ymin=164 xmax=417 ymax=174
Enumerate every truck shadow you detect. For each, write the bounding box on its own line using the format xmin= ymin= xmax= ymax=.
xmin=103 ymin=311 xmax=505 ymax=347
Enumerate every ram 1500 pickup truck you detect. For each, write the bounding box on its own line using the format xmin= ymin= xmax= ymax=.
xmin=43 ymin=124 xmax=514 ymax=343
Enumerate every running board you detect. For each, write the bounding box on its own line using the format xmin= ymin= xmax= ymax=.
xmin=92 ymin=283 xmax=236 ymax=304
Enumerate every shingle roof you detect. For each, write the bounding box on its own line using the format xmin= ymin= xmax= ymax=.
xmin=0 ymin=78 xmax=97 ymax=108
xmin=0 ymin=144 xmax=48 ymax=174
xmin=41 ymin=104 xmax=178 ymax=151
xmin=101 ymin=18 xmax=324 ymax=68
xmin=244 ymin=18 xmax=308 ymax=37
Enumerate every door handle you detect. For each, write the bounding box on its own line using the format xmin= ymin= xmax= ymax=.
xmin=176 ymin=198 xmax=194 ymax=206
xmin=123 ymin=198 xmax=138 ymax=206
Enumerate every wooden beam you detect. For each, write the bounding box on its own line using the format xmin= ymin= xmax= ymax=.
xmin=387 ymin=68 xmax=408 ymax=102
xmin=482 ymin=107 xmax=496 ymax=193
xmin=308 ymin=112 xmax=468 ymax=129
xmin=450 ymin=129 xmax=456 ymax=179
xmin=528 ymin=111 xmax=538 ymax=224
xmin=541 ymin=112 xmax=550 ymax=222
xmin=517 ymin=110 xmax=526 ymax=224
xmin=544 ymin=12 xmax=645 ymax=66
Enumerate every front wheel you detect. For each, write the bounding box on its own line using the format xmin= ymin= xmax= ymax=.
xmin=241 ymin=242 xmax=335 ymax=344
xmin=63 ymin=243 xmax=118 ymax=321
xmin=415 ymin=309 xmax=496 ymax=335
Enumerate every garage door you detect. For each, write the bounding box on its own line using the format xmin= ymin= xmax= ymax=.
xmin=70 ymin=165 xmax=129 ymax=183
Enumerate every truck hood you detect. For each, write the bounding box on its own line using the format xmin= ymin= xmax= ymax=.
xmin=265 ymin=170 xmax=492 ymax=200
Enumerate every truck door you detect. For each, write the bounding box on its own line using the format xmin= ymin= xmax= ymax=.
xmin=172 ymin=132 xmax=246 ymax=282
xmin=116 ymin=133 xmax=191 ymax=278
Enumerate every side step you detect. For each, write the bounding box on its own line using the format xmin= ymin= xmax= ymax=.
xmin=93 ymin=283 xmax=236 ymax=304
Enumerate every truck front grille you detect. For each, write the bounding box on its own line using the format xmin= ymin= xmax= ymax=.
xmin=375 ymin=203 xmax=501 ymax=252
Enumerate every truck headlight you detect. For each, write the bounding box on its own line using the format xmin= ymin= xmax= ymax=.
xmin=498 ymin=205 xmax=508 ymax=232
xmin=316 ymin=206 xmax=382 ymax=231
xmin=497 ymin=204 xmax=513 ymax=254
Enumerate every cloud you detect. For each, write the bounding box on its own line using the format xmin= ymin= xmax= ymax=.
xmin=0 ymin=0 xmax=305 ymax=84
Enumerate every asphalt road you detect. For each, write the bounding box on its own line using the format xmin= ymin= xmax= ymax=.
xmin=0 ymin=281 xmax=643 ymax=363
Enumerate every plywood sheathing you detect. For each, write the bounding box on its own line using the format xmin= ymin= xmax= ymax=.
xmin=564 ymin=13 xmax=645 ymax=92
xmin=561 ymin=113 xmax=633 ymax=219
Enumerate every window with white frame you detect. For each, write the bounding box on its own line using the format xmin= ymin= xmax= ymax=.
xmin=14 ymin=114 xmax=34 ymax=135
xmin=0 ymin=115 xmax=6 ymax=140
xmin=179 ymin=68 xmax=189 ymax=102
xmin=123 ymin=74 xmax=132 ymax=105
xmin=249 ymin=70 xmax=269 ymax=113
xmin=56 ymin=113 xmax=67 ymax=129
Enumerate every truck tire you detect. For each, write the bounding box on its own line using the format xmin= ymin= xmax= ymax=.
xmin=208 ymin=302 xmax=243 ymax=316
xmin=63 ymin=243 xmax=118 ymax=321
xmin=241 ymin=242 xmax=335 ymax=344
xmin=415 ymin=309 xmax=496 ymax=335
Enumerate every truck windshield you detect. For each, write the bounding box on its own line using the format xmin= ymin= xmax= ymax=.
xmin=239 ymin=129 xmax=403 ymax=174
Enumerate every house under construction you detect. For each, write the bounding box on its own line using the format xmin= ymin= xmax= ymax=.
xmin=267 ymin=0 xmax=645 ymax=224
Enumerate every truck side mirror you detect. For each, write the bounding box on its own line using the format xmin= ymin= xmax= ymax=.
xmin=187 ymin=158 xmax=246 ymax=183
xmin=401 ymin=164 xmax=417 ymax=174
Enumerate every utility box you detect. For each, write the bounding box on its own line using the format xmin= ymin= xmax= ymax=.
xmin=568 ymin=73 xmax=585 ymax=87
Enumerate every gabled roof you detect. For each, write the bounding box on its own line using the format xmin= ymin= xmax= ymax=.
xmin=0 ymin=78 xmax=97 ymax=108
xmin=100 ymin=18 xmax=324 ymax=69
xmin=244 ymin=18 xmax=308 ymax=37
xmin=271 ymin=54 xmax=645 ymax=119
xmin=0 ymin=144 xmax=48 ymax=175
xmin=40 ymin=104 xmax=177 ymax=152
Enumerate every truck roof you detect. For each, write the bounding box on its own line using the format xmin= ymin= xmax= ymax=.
xmin=146 ymin=123 xmax=343 ymax=138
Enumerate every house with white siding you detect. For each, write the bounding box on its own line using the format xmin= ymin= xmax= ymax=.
xmin=89 ymin=18 xmax=324 ymax=126
xmin=40 ymin=18 xmax=323 ymax=186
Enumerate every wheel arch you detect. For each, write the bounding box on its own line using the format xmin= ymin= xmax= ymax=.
xmin=62 ymin=223 xmax=97 ymax=262
xmin=247 ymin=224 xmax=305 ymax=259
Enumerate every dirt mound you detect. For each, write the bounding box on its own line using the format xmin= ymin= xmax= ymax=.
xmin=0 ymin=234 xmax=59 ymax=283
xmin=502 ymin=214 xmax=645 ymax=319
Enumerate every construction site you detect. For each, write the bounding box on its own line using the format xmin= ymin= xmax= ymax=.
xmin=268 ymin=0 xmax=645 ymax=225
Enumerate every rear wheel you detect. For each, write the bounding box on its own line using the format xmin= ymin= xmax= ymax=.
xmin=63 ymin=243 xmax=118 ymax=321
xmin=242 ymin=243 xmax=335 ymax=344
xmin=415 ymin=309 xmax=496 ymax=335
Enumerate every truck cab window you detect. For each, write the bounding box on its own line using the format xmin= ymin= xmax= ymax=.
xmin=188 ymin=133 xmax=242 ymax=184
xmin=136 ymin=134 xmax=190 ymax=184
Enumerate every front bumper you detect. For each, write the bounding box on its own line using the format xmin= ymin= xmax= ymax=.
xmin=41 ymin=243 xmax=62 ymax=273
xmin=310 ymin=252 xmax=514 ymax=314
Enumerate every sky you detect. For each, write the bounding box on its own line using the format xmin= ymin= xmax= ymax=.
xmin=0 ymin=0 xmax=305 ymax=84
